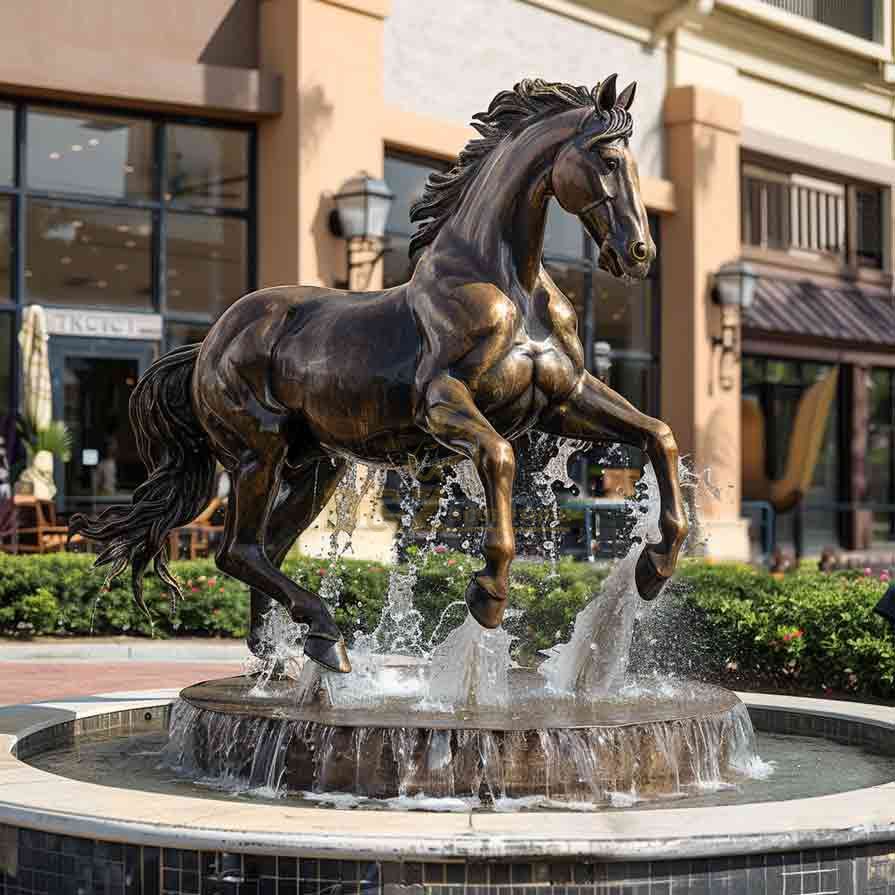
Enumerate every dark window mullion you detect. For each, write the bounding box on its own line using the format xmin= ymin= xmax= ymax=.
xmin=155 ymin=122 xmax=167 ymax=315
xmin=13 ymin=103 xmax=25 ymax=306
xmin=247 ymin=124 xmax=258 ymax=292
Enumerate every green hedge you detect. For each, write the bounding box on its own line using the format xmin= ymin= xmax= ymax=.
xmin=674 ymin=562 xmax=894 ymax=699
xmin=0 ymin=551 xmax=607 ymax=663
xmin=1 ymin=553 xmax=893 ymax=699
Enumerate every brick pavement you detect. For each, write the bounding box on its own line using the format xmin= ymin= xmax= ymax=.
xmin=0 ymin=661 xmax=241 ymax=706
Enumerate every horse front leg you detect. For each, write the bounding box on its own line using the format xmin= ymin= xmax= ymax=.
xmin=539 ymin=371 xmax=688 ymax=599
xmin=420 ymin=373 xmax=516 ymax=628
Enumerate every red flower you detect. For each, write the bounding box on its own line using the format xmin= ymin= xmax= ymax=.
xmin=207 ymin=577 xmax=217 ymax=587
xmin=433 ymin=545 xmax=448 ymax=554
xmin=317 ymin=568 xmax=328 ymax=576
xmin=212 ymin=608 xmax=221 ymax=616
xmin=446 ymin=558 xmax=457 ymax=566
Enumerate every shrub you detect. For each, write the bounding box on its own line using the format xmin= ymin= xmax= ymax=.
xmin=2 ymin=552 xmax=893 ymax=701
xmin=676 ymin=561 xmax=894 ymax=699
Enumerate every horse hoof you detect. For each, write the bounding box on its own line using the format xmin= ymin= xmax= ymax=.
xmin=304 ymin=635 xmax=352 ymax=673
xmin=465 ymin=576 xmax=506 ymax=629
xmin=635 ymin=549 xmax=669 ymax=601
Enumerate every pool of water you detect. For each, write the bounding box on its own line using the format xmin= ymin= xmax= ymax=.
xmin=23 ymin=727 xmax=895 ymax=812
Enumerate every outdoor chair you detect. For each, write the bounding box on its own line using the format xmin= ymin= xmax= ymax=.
xmin=167 ymin=497 xmax=226 ymax=560
xmin=13 ymin=494 xmax=83 ymax=554
xmin=742 ymin=367 xmax=838 ymax=559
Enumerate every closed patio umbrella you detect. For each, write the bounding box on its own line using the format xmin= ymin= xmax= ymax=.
xmin=18 ymin=305 xmax=52 ymax=431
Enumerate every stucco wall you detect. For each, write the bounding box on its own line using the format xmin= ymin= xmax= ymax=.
xmin=0 ymin=0 xmax=259 ymax=71
xmin=383 ymin=0 xmax=666 ymax=180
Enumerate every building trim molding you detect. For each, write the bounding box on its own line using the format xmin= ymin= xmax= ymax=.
xmin=742 ymin=126 xmax=895 ymax=187
xmin=744 ymin=335 xmax=895 ymax=368
xmin=518 ymin=0 xmax=651 ymax=45
xmin=716 ymin=0 xmax=892 ymax=62
xmin=0 ymin=55 xmax=280 ymax=119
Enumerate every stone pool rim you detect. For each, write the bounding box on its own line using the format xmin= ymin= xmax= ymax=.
xmin=1 ymin=689 xmax=895 ymax=862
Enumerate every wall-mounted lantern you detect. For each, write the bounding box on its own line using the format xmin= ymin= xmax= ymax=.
xmin=593 ymin=340 xmax=612 ymax=383
xmin=711 ymin=260 xmax=758 ymax=392
xmin=328 ymin=173 xmax=394 ymax=290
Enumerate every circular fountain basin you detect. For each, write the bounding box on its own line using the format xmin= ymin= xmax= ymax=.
xmin=176 ymin=672 xmax=754 ymax=802
xmin=3 ymin=690 xmax=895 ymax=895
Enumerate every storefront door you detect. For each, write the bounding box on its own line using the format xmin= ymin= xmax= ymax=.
xmin=49 ymin=337 xmax=157 ymax=514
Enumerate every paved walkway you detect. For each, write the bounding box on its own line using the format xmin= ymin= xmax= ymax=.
xmin=0 ymin=661 xmax=242 ymax=706
xmin=0 ymin=638 xmax=248 ymax=706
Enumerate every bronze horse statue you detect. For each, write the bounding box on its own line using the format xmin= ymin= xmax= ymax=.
xmin=71 ymin=77 xmax=688 ymax=675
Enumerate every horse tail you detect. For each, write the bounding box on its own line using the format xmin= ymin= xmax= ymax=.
xmin=69 ymin=344 xmax=216 ymax=622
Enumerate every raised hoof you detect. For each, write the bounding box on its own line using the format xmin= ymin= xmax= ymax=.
xmin=635 ymin=549 xmax=670 ymax=601
xmin=304 ymin=635 xmax=352 ymax=674
xmin=465 ymin=576 xmax=507 ymax=629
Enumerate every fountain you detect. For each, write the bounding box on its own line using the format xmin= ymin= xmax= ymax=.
xmin=4 ymin=77 xmax=895 ymax=895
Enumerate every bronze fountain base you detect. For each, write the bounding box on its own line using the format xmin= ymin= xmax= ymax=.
xmin=173 ymin=670 xmax=755 ymax=805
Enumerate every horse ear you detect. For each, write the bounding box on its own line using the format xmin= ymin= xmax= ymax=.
xmin=594 ymin=73 xmax=618 ymax=112
xmin=617 ymin=81 xmax=636 ymax=111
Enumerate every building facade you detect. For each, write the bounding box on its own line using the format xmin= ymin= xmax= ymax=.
xmin=0 ymin=0 xmax=893 ymax=558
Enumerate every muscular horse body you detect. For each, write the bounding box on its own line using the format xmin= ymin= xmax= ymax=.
xmin=72 ymin=77 xmax=688 ymax=674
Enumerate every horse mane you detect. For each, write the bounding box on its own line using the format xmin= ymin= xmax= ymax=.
xmin=408 ymin=78 xmax=634 ymax=258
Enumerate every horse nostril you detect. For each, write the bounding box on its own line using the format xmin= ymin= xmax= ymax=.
xmin=630 ymin=241 xmax=649 ymax=262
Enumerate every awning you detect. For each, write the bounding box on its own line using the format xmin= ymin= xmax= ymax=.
xmin=743 ymin=276 xmax=895 ymax=346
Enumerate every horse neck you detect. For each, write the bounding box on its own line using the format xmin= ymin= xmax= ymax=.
xmin=449 ymin=108 xmax=587 ymax=296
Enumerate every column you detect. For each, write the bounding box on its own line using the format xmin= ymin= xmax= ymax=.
xmin=661 ymin=85 xmax=750 ymax=560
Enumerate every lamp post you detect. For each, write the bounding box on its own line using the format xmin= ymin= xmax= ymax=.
xmin=711 ymin=260 xmax=758 ymax=392
xmin=329 ymin=173 xmax=394 ymax=290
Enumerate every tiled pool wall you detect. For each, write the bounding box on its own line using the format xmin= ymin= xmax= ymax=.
xmin=3 ymin=700 xmax=895 ymax=895
xmin=4 ymin=832 xmax=895 ymax=895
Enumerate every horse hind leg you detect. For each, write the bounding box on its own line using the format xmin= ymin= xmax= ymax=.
xmin=218 ymin=446 xmax=352 ymax=673
xmin=247 ymin=458 xmax=347 ymax=664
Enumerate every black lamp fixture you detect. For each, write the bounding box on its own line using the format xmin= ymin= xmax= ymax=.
xmin=711 ymin=260 xmax=758 ymax=392
xmin=328 ymin=172 xmax=395 ymax=289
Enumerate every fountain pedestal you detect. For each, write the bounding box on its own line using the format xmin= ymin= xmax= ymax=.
xmin=173 ymin=670 xmax=756 ymax=805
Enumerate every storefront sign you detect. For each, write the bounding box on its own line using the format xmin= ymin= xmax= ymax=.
xmin=44 ymin=309 xmax=163 ymax=341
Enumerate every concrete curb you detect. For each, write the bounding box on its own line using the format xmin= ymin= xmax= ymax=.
xmin=0 ymin=639 xmax=249 ymax=663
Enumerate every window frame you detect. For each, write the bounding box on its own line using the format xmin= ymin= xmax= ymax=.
xmin=0 ymin=94 xmax=257 ymax=394
xmin=741 ymin=150 xmax=889 ymax=282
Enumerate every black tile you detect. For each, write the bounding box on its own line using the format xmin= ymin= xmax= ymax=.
xmin=403 ymin=863 xmax=424 ymax=886
xmin=466 ymin=864 xmax=486 ymax=885
xmin=446 ymin=863 xmax=465 ymax=885
xmin=163 ymin=868 xmax=180 ymax=891
xmin=181 ymin=852 xmax=198 ymax=874
xmin=320 ymin=860 xmax=340 ymax=881
xmin=278 ymin=883 xmax=297 ymax=895
xmin=424 ymin=864 xmax=445 ymax=885
xmin=510 ymin=863 xmax=531 ymax=884
xmin=182 ymin=870 xmax=199 ymax=893
xmin=142 ymin=847 xmax=160 ymax=895
xmin=279 ymin=857 xmax=298 ymax=879
xmin=299 ymin=858 xmax=318 ymax=882
xmin=259 ymin=879 xmax=276 ymax=895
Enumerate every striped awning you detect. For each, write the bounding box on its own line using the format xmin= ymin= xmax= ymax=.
xmin=743 ymin=276 xmax=895 ymax=346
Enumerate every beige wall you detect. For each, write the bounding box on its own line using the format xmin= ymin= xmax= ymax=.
xmin=0 ymin=0 xmax=274 ymax=116
xmin=662 ymin=85 xmax=750 ymax=559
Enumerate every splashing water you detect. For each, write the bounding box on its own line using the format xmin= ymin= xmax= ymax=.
xmin=243 ymin=605 xmax=307 ymax=694
xmin=539 ymin=463 xmax=661 ymax=696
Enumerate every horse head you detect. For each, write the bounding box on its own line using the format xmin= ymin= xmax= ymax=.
xmin=551 ymin=74 xmax=655 ymax=280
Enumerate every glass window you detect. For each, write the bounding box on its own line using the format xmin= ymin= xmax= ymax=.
xmin=0 ymin=312 xmax=11 ymax=418
xmin=0 ymin=197 xmax=11 ymax=302
xmin=26 ymin=200 xmax=153 ymax=309
xmin=592 ymin=270 xmax=655 ymax=356
xmin=166 ymin=321 xmax=211 ymax=351
xmin=26 ymin=108 xmax=154 ymax=200
xmin=166 ymin=125 xmax=249 ymax=210
xmin=0 ymin=104 xmax=14 ymax=186
xmin=165 ymin=213 xmax=246 ymax=318
xmin=383 ymin=152 xmax=448 ymax=287
xmin=543 ymin=199 xmax=583 ymax=259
